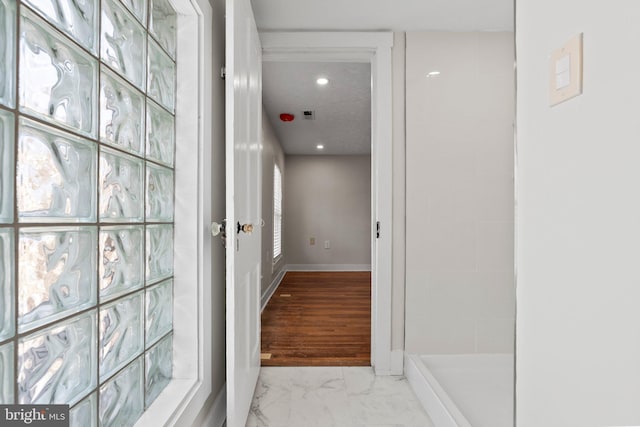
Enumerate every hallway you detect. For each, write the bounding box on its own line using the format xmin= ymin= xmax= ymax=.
xmin=246 ymin=367 xmax=433 ymax=427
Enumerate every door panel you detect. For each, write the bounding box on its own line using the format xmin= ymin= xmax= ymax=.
xmin=225 ymin=0 xmax=262 ymax=425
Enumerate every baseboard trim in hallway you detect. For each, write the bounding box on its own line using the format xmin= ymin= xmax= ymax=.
xmin=285 ymin=264 xmax=372 ymax=271
xmin=261 ymin=269 xmax=287 ymax=312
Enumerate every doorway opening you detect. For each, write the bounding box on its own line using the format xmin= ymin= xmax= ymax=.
xmin=257 ymin=32 xmax=396 ymax=374
xmin=259 ymin=59 xmax=373 ymax=366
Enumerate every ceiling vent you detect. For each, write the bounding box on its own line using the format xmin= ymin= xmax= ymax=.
xmin=302 ymin=110 xmax=315 ymax=120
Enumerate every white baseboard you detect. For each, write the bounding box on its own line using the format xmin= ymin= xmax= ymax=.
xmin=373 ymin=349 xmax=405 ymax=376
xmin=200 ymin=385 xmax=226 ymax=427
xmin=261 ymin=269 xmax=286 ymax=312
xmin=285 ymin=264 xmax=372 ymax=272
xmin=404 ymin=355 xmax=470 ymax=427
xmin=390 ymin=349 xmax=404 ymax=375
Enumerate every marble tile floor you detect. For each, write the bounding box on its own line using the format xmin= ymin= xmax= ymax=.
xmin=246 ymin=367 xmax=435 ymax=427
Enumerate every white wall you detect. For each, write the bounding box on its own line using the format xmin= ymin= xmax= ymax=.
xmin=261 ymin=111 xmax=286 ymax=295
xmin=404 ymin=31 xmax=515 ymax=354
xmin=516 ymin=2 xmax=640 ymax=425
xmin=391 ymin=32 xmax=407 ymax=351
xmin=283 ymin=155 xmax=371 ymax=267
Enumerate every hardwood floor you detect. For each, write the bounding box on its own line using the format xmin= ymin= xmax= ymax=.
xmin=261 ymin=271 xmax=371 ymax=366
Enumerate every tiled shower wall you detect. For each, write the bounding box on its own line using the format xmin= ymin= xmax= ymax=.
xmin=404 ymin=31 xmax=516 ymax=354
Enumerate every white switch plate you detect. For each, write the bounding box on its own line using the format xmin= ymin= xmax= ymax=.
xmin=324 ymin=240 xmax=330 ymax=249
xmin=550 ymin=33 xmax=583 ymax=106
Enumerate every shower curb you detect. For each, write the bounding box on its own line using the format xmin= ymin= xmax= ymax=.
xmin=405 ymin=354 xmax=472 ymax=427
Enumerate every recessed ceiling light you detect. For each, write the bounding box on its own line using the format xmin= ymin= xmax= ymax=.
xmin=316 ymin=77 xmax=329 ymax=86
xmin=427 ymin=71 xmax=441 ymax=77
xmin=316 ymin=144 xmax=324 ymax=150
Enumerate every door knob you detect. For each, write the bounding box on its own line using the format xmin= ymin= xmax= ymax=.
xmin=237 ymin=222 xmax=254 ymax=234
xmin=211 ymin=220 xmax=226 ymax=237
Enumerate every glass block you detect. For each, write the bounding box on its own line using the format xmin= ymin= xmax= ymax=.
xmin=145 ymin=225 xmax=173 ymax=284
xmin=99 ymin=147 xmax=144 ymax=222
xmin=19 ymin=8 xmax=98 ymax=138
xmin=0 ymin=0 xmax=16 ymax=108
xmin=99 ymin=226 xmax=144 ymax=301
xmin=23 ymin=0 xmax=99 ymax=54
xmin=99 ymin=291 xmax=143 ymax=381
xmin=18 ymin=311 xmax=97 ymax=405
xmin=146 ymin=100 xmax=174 ymax=167
xmin=17 ymin=118 xmax=97 ymax=223
xmin=147 ymin=38 xmax=175 ymax=113
xmin=150 ymin=0 xmax=176 ymax=59
xmin=18 ymin=227 xmax=97 ymax=332
xmin=99 ymin=357 xmax=143 ymax=427
xmin=100 ymin=68 xmax=145 ymax=156
xmin=0 ymin=229 xmax=14 ymax=341
xmin=145 ymin=163 xmax=174 ymax=222
xmin=145 ymin=334 xmax=172 ymax=408
xmin=70 ymin=392 xmax=97 ymax=427
xmin=145 ymin=279 xmax=172 ymax=346
xmin=0 ymin=109 xmax=14 ymax=223
xmin=101 ymin=0 xmax=147 ymax=91
xmin=117 ymin=0 xmax=147 ymax=26
xmin=0 ymin=342 xmax=13 ymax=404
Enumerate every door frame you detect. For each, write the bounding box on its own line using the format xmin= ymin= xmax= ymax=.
xmin=261 ymin=32 xmax=398 ymax=375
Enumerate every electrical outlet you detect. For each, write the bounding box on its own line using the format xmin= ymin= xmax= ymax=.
xmin=310 ymin=237 xmax=315 ymax=245
xmin=324 ymin=240 xmax=330 ymax=249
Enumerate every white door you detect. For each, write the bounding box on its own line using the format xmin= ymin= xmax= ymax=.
xmin=225 ymin=0 xmax=263 ymax=426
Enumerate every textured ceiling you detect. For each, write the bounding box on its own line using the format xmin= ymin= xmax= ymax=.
xmin=263 ymin=61 xmax=371 ymax=156
xmin=256 ymin=0 xmax=513 ymax=155
xmin=251 ymin=0 xmax=514 ymax=32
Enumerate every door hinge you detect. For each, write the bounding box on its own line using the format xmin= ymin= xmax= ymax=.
xmin=376 ymin=221 xmax=381 ymax=239
xmin=220 ymin=66 xmax=226 ymax=80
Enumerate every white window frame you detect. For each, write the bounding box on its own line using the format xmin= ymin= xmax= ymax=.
xmin=134 ymin=0 xmax=214 ymax=425
xmin=273 ymin=164 xmax=282 ymax=263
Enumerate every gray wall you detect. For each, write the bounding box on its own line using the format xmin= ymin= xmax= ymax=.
xmin=516 ymin=1 xmax=640 ymax=425
xmin=404 ymin=32 xmax=515 ymax=354
xmin=283 ymin=155 xmax=371 ymax=267
xmin=193 ymin=0 xmax=226 ymax=423
xmin=261 ymin=110 xmax=286 ymax=295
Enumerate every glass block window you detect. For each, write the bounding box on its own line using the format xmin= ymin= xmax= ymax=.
xmin=273 ymin=165 xmax=282 ymax=259
xmin=0 ymin=0 xmax=177 ymax=425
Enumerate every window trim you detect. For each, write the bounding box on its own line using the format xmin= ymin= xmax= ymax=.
xmin=134 ymin=0 xmax=213 ymax=425
xmin=272 ymin=163 xmax=282 ymax=264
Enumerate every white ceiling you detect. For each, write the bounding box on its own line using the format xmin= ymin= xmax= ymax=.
xmin=256 ymin=0 xmax=513 ymax=155
xmin=263 ymin=62 xmax=371 ymax=156
xmin=251 ymin=0 xmax=514 ymax=32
